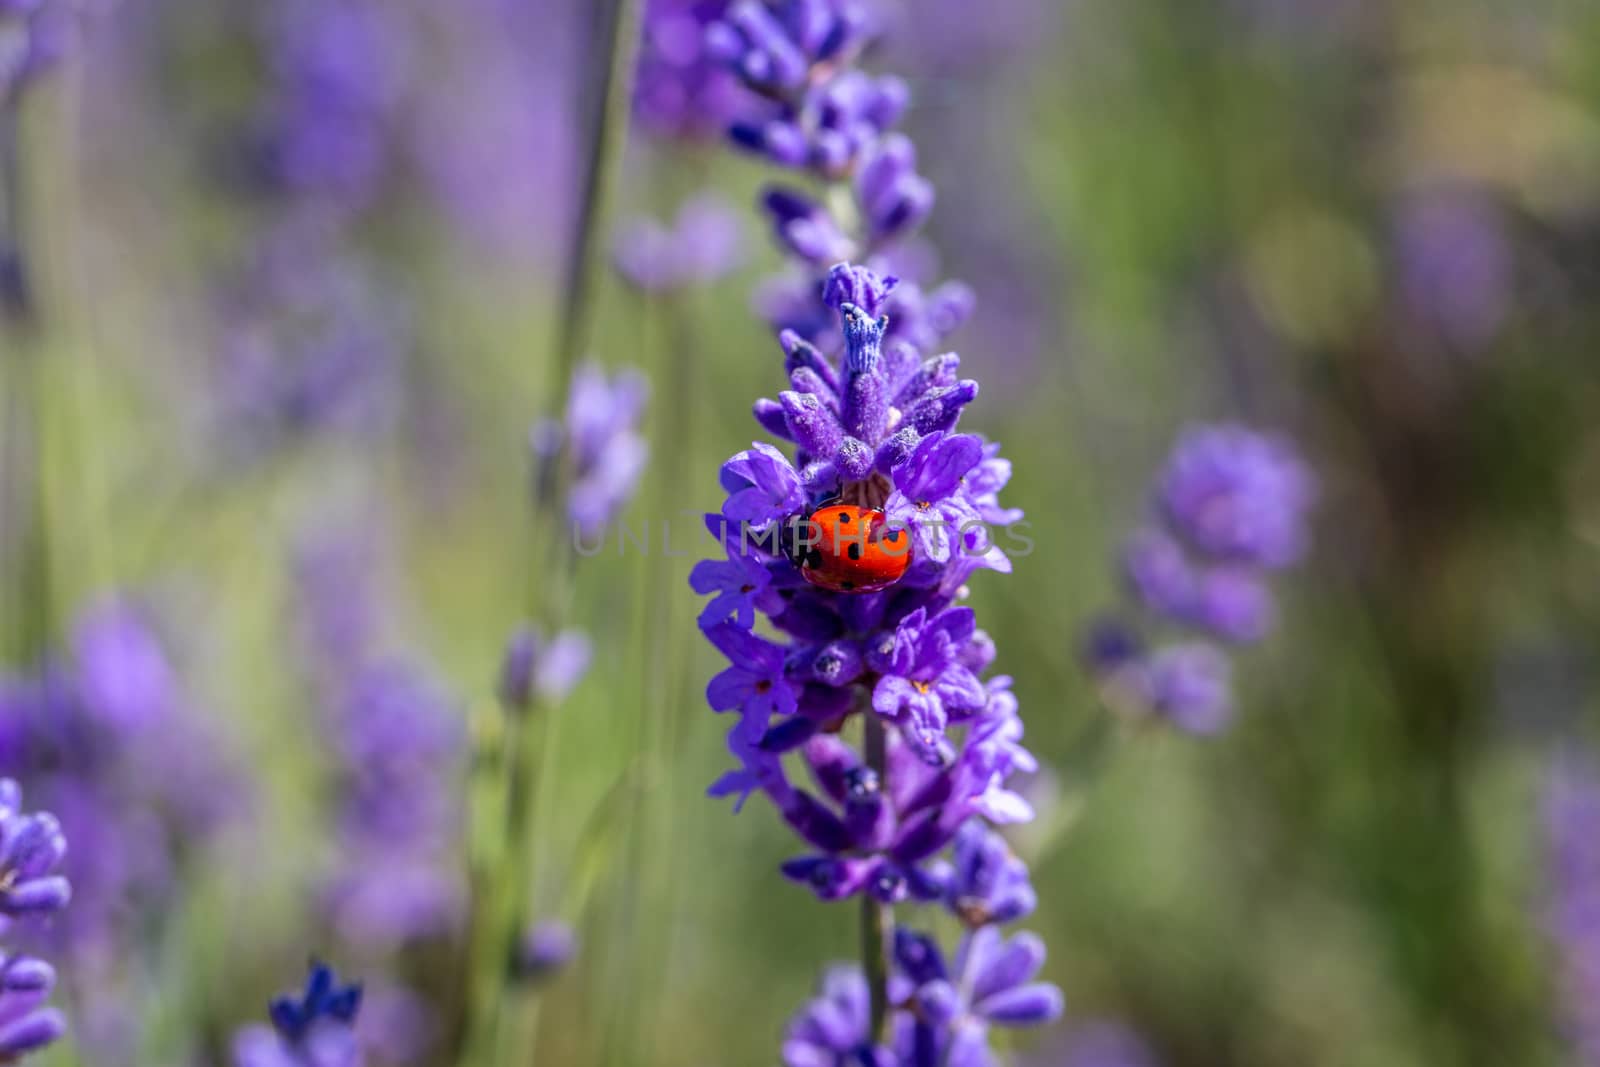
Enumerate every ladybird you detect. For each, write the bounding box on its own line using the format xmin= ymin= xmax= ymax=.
xmin=788 ymin=503 xmax=912 ymax=594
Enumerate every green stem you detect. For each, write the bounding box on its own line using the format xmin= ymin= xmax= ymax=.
xmin=457 ymin=1 xmax=642 ymax=1063
xmin=551 ymin=0 xmax=644 ymax=391
xmin=861 ymin=711 xmax=892 ymax=1045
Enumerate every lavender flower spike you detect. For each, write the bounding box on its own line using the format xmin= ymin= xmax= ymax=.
xmin=514 ymin=920 xmax=578 ymax=984
xmin=1091 ymin=424 xmax=1313 ymax=734
xmin=235 ymin=961 xmax=364 ymax=1067
xmin=686 ymin=8 xmax=1055 ymax=1062
xmin=1544 ymin=758 xmax=1600 ymax=1067
xmin=533 ymin=362 xmax=650 ymax=539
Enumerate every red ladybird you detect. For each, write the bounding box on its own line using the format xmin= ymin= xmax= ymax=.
xmin=789 ymin=503 xmax=913 ymax=594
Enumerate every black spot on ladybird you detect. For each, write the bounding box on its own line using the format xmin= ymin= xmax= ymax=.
xmin=847 ymin=543 xmax=862 ymax=561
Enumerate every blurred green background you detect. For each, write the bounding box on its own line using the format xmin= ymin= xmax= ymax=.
xmin=3 ymin=0 xmax=1600 ymax=1064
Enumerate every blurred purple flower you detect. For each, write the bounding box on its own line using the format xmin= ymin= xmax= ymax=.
xmin=1394 ymin=189 xmax=1510 ymax=352
xmin=892 ymin=925 xmax=1064 ymax=1065
xmin=1058 ymin=1023 xmax=1163 ymax=1067
xmin=1158 ymin=424 xmax=1315 ymax=570
xmin=633 ymin=0 xmax=749 ymax=141
xmin=515 ymin=919 xmax=578 ymax=983
xmin=1123 ymin=643 xmax=1234 ymax=736
xmin=0 ymin=0 xmax=74 ymax=106
xmin=613 ymin=193 xmax=743 ymax=292
xmin=417 ymin=0 xmax=577 ymax=260
xmin=781 ymin=965 xmax=886 ymax=1067
xmin=323 ymin=661 xmax=465 ymax=949
xmin=1544 ymin=757 xmax=1600 ymax=1067
xmin=534 ymin=363 xmax=650 ymax=539
xmin=1091 ymin=424 xmax=1312 ymax=734
xmin=498 ymin=627 xmax=591 ymax=712
xmin=70 ymin=600 xmax=175 ymax=733
xmin=216 ymin=223 xmax=404 ymax=453
xmin=291 ymin=529 xmax=467 ymax=953
xmin=260 ymin=0 xmax=411 ymax=207
xmin=235 ymin=961 xmax=364 ymax=1067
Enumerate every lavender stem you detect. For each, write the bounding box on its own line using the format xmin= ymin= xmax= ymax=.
xmin=551 ymin=0 xmax=644 ymax=391
xmin=459 ymin=3 xmax=644 ymax=1065
xmin=861 ymin=710 xmax=892 ymax=1044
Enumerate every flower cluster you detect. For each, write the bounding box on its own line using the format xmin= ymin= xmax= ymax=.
xmin=257 ymin=0 xmax=412 ymax=209
xmin=0 ymin=780 xmax=71 ymax=1063
xmin=695 ymin=263 xmax=1052 ymax=1054
xmin=781 ymin=823 xmax=1062 ymax=1065
xmin=1544 ymin=758 xmax=1600 ymax=1067
xmin=613 ymin=193 xmax=743 ymax=294
xmin=633 ymin=0 xmax=748 ymax=141
xmin=681 ymin=2 xmax=1056 ymax=1061
xmin=293 ymin=535 xmax=465 ymax=954
xmin=0 ymin=0 xmax=72 ymax=107
xmin=0 ymin=599 xmax=238 ymax=1056
xmin=531 ymin=362 xmax=651 ymax=541
xmin=638 ymin=0 xmax=972 ymax=355
xmin=1086 ymin=424 xmax=1315 ymax=734
xmin=234 ymin=960 xmax=364 ymax=1067
xmin=210 ymin=0 xmax=417 ymax=456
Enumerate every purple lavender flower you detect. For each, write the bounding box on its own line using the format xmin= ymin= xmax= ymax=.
xmin=0 ymin=0 xmax=72 ymax=106
xmin=1157 ymin=424 xmax=1314 ymax=571
xmin=1544 ymin=758 xmax=1600 ymax=1067
xmin=1054 ymin=1023 xmax=1163 ymax=1067
xmin=259 ymin=0 xmax=412 ymax=207
xmin=69 ymin=600 xmax=176 ymax=733
xmin=0 ymin=782 xmax=70 ymax=920
xmin=291 ymin=532 xmax=468 ymax=952
xmin=695 ymin=259 xmax=1047 ymax=1067
xmin=0 ymin=955 xmax=66 ymax=1063
xmin=613 ymin=193 xmax=744 ymax=292
xmin=871 ymin=607 xmax=987 ymax=762
xmin=943 ymin=821 xmax=1037 ymax=928
xmin=633 ymin=0 xmax=748 ymax=141
xmin=235 ymin=961 xmax=364 ymax=1067
xmin=1393 ymin=188 xmax=1510 ymax=352
xmin=514 ymin=919 xmax=578 ymax=983
xmin=780 ymin=965 xmax=888 ymax=1067
xmin=1090 ymin=425 xmax=1312 ymax=734
xmin=323 ymin=661 xmax=465 ymax=950
xmin=498 ymin=627 xmax=592 ymax=711
xmin=705 ymin=622 xmax=800 ymax=746
xmin=215 ymin=222 xmax=404 ymax=454
xmin=892 ymin=925 xmax=1063 ymax=1066
xmin=0 ymin=782 xmax=71 ymax=1064
xmin=416 ymin=0 xmax=577 ymax=263
xmin=689 ymin=10 xmax=1053 ymax=1062
xmin=693 ymin=0 xmax=968 ymax=350
xmin=534 ymin=363 xmax=650 ymax=539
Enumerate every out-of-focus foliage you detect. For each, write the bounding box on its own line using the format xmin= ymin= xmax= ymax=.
xmin=0 ymin=0 xmax=1597 ymax=1065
